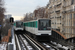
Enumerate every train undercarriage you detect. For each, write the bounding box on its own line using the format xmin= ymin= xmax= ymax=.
xmin=25 ymin=31 xmax=50 ymax=42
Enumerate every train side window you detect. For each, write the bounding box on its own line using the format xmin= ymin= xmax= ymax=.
xmin=34 ymin=22 xmax=35 ymax=27
xmin=31 ymin=23 xmax=32 ymax=27
xmin=30 ymin=22 xmax=32 ymax=27
xmin=49 ymin=20 xmax=51 ymax=27
xmin=33 ymin=22 xmax=35 ymax=27
xmin=25 ymin=23 xmax=26 ymax=26
xmin=28 ymin=23 xmax=29 ymax=26
xmin=28 ymin=22 xmax=29 ymax=27
xmin=26 ymin=23 xmax=27 ymax=26
xmin=24 ymin=23 xmax=25 ymax=26
xmin=30 ymin=22 xmax=31 ymax=27
xmin=29 ymin=22 xmax=30 ymax=27
xmin=26 ymin=22 xmax=27 ymax=26
xmin=32 ymin=22 xmax=33 ymax=27
xmin=29 ymin=23 xmax=30 ymax=27
xmin=33 ymin=22 xmax=34 ymax=27
xmin=28 ymin=22 xmax=30 ymax=27
xmin=31 ymin=22 xmax=32 ymax=27
xmin=38 ymin=20 xmax=40 ymax=29
xmin=27 ymin=23 xmax=28 ymax=26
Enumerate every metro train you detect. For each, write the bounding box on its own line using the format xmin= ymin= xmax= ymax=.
xmin=14 ymin=19 xmax=52 ymax=41
xmin=14 ymin=21 xmax=24 ymax=32
xmin=24 ymin=18 xmax=52 ymax=40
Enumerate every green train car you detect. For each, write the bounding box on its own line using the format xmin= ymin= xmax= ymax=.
xmin=24 ymin=18 xmax=52 ymax=39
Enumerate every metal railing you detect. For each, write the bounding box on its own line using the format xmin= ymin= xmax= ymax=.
xmin=62 ymin=9 xmax=75 ymax=14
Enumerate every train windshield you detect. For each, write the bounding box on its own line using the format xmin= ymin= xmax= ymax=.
xmin=38 ymin=19 xmax=51 ymax=30
xmin=16 ymin=22 xmax=23 ymax=27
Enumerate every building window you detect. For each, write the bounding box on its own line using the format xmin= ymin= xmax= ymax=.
xmin=70 ymin=14 xmax=72 ymax=19
xmin=74 ymin=13 xmax=75 ymax=18
xmin=73 ymin=29 xmax=75 ymax=34
xmin=74 ymin=6 xmax=75 ymax=10
xmin=71 ymin=0 xmax=74 ymax=5
xmin=74 ymin=21 xmax=75 ymax=26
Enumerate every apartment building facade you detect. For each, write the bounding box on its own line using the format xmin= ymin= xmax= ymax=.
xmin=62 ymin=0 xmax=75 ymax=38
xmin=46 ymin=0 xmax=62 ymax=32
xmin=46 ymin=0 xmax=75 ymax=38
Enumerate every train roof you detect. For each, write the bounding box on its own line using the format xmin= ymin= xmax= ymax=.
xmin=24 ymin=18 xmax=50 ymax=23
xmin=14 ymin=20 xmax=23 ymax=22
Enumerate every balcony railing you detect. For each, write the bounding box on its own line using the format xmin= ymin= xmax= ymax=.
xmin=55 ymin=7 xmax=61 ymax=11
xmin=51 ymin=23 xmax=54 ymax=24
xmin=62 ymin=5 xmax=66 ymax=8
xmin=62 ymin=11 xmax=66 ymax=14
xmin=46 ymin=3 xmax=50 ymax=8
xmin=57 ymin=23 xmax=61 ymax=24
xmin=49 ymin=6 xmax=52 ymax=9
xmin=66 ymin=10 xmax=71 ymax=13
xmin=62 ymin=9 xmax=75 ymax=14
xmin=57 ymin=3 xmax=62 ymax=7
xmin=62 ymin=4 xmax=66 ymax=8
xmin=54 ymin=2 xmax=62 ymax=7
xmin=55 ymin=16 xmax=61 ymax=18
xmin=70 ymin=9 xmax=75 ymax=12
xmin=50 ymin=11 xmax=54 ymax=14
xmin=50 ymin=17 xmax=54 ymax=19
xmin=55 ymin=10 xmax=60 ymax=13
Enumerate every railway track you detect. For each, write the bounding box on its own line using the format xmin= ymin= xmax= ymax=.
xmin=15 ymin=34 xmax=21 ymax=50
xmin=23 ymin=34 xmax=48 ymax=50
xmin=15 ymin=34 xmax=33 ymax=50
xmin=15 ymin=33 xmax=48 ymax=50
xmin=42 ymin=41 xmax=74 ymax=50
xmin=15 ymin=33 xmax=74 ymax=50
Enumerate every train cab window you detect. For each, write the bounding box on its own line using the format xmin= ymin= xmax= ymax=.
xmin=16 ymin=22 xmax=23 ymax=27
xmin=38 ymin=19 xmax=51 ymax=30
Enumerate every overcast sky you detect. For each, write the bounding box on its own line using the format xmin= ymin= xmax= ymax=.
xmin=5 ymin=0 xmax=49 ymax=20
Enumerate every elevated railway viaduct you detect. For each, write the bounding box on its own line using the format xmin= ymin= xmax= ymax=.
xmin=51 ymin=29 xmax=75 ymax=46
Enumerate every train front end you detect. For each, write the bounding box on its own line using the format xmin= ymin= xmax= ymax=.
xmin=37 ymin=19 xmax=52 ymax=41
xmin=14 ymin=21 xmax=24 ymax=32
